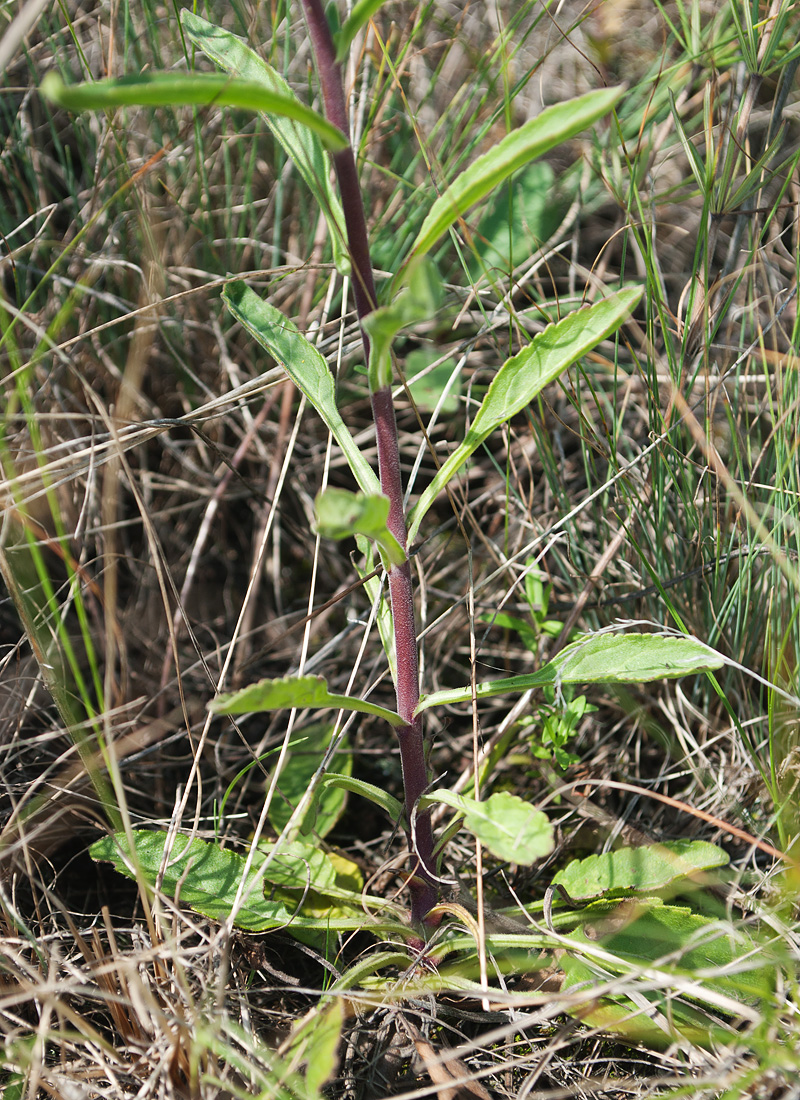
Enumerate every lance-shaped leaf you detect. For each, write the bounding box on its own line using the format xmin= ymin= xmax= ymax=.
xmin=552 ymin=840 xmax=730 ymax=902
xmin=41 ymin=72 xmax=348 ymax=151
xmin=407 ymin=86 xmax=624 ymax=262
xmin=315 ymin=489 xmax=406 ymax=566
xmin=424 ymin=790 xmax=553 ymax=865
xmin=210 ymin=674 xmax=404 ymax=728
xmin=407 ymin=287 xmax=642 ymax=542
xmin=319 ymin=773 xmax=404 ymax=823
xmin=223 ymin=282 xmax=380 ymax=497
xmin=181 ymin=11 xmax=350 ymax=275
xmin=415 ymin=633 xmax=725 ymax=713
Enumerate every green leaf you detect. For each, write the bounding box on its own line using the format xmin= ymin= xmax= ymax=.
xmin=564 ymin=902 xmax=775 ymax=1022
xmin=404 ymin=348 xmax=460 ymax=415
xmin=415 ymin=632 xmax=725 ymax=713
xmin=223 ymin=282 xmax=380 ymax=497
xmin=255 ymin=837 xmax=337 ymax=892
xmin=320 ymin=773 xmax=404 ymax=823
xmin=91 ymin=830 xmax=297 ymax=931
xmin=560 ymin=944 xmax=739 ymax=1048
xmin=363 ymin=257 xmax=441 ymax=391
xmin=424 ymin=790 xmax=553 ymax=865
xmin=315 ymin=489 xmax=405 ymax=566
xmin=334 ymin=0 xmax=385 ymax=62
xmin=547 ymin=631 xmax=726 ymax=684
xmin=181 ymin=11 xmax=350 ymax=275
xmin=40 ymin=71 xmax=347 ymax=152
xmin=210 ymin=673 xmax=404 ymax=727
xmin=553 ymin=840 xmax=730 ymax=902
xmin=90 ymin=830 xmax=407 ymax=933
xmin=269 ymin=724 xmax=351 ymax=838
xmin=407 ymin=288 xmax=642 ymax=541
xmin=470 ymin=162 xmax=566 ymax=276
xmin=289 ymin=1000 xmax=344 ymax=1094
xmin=407 ymin=86 xmax=624 ymax=261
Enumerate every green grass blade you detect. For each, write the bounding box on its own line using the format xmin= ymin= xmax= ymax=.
xmin=181 ymin=11 xmax=350 ymax=274
xmin=334 ymin=0 xmax=385 ymax=62
xmin=407 ymin=86 xmax=625 ymax=262
xmin=407 ymin=287 xmax=642 ymax=542
xmin=41 ymin=71 xmax=348 ymax=151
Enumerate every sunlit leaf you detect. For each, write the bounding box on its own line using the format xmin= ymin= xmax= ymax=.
xmin=90 ymin=830 xmax=406 ymax=933
xmin=210 ymin=673 xmax=404 ymax=727
xmin=416 ymin=632 xmax=725 ymax=713
xmin=553 ymin=840 xmax=730 ymax=901
xmin=408 ymin=86 xmax=624 ymax=261
xmin=41 ymin=71 xmax=347 ymax=151
xmin=424 ymin=790 xmax=553 ymax=864
xmin=91 ymin=830 xmax=296 ymax=931
xmin=563 ymin=900 xmax=775 ymax=1035
xmin=181 ymin=11 xmax=350 ymax=274
xmin=315 ymin=489 xmax=405 ymax=566
xmin=223 ymin=282 xmax=380 ymax=497
xmin=407 ymin=288 xmax=642 ymax=541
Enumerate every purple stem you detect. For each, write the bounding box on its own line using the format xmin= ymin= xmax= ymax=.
xmin=300 ymin=0 xmax=438 ymax=925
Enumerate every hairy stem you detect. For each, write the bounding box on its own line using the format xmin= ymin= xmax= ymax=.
xmin=301 ymin=0 xmax=437 ymax=925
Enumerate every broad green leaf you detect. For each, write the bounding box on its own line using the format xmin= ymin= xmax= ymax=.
xmin=408 ymin=86 xmax=624 ymax=261
xmin=470 ymin=162 xmax=567 ymax=277
xmin=223 ymin=282 xmax=380 ymax=497
xmin=210 ymin=673 xmax=404 ymax=728
xmin=405 ymin=348 xmax=460 ymax=415
xmin=288 ymin=1000 xmax=344 ymax=1094
xmin=564 ymin=901 xmax=774 ymax=1020
xmin=181 ymin=11 xmax=350 ymax=275
xmin=255 ymin=837 xmax=337 ymax=892
xmin=560 ymin=949 xmax=741 ymax=1048
xmin=334 ymin=0 xmax=385 ymax=62
xmin=424 ymin=790 xmax=553 ymax=865
xmin=91 ymin=830 xmax=299 ymax=931
xmin=553 ymin=840 xmax=729 ymax=902
xmin=269 ymin=724 xmax=351 ymax=838
xmin=90 ymin=830 xmax=406 ymax=933
xmin=407 ymin=288 xmax=642 ymax=541
xmin=547 ymin=631 xmax=725 ymax=684
xmin=315 ymin=489 xmax=405 ymax=566
xmin=41 ymin=72 xmax=347 ymax=151
xmin=415 ymin=632 xmax=725 ymax=713
xmin=320 ymin=773 xmax=404 ymax=823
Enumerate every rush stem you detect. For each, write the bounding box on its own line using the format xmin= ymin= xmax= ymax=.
xmin=301 ymin=0 xmax=438 ymax=926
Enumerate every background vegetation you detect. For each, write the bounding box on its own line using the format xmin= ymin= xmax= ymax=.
xmin=1 ymin=0 xmax=799 ymax=1095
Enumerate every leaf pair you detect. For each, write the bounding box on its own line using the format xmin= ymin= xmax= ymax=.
xmin=211 ymin=631 xmax=725 ymax=729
